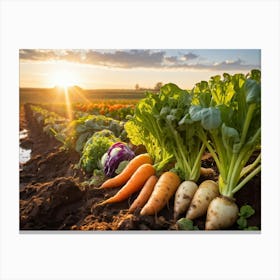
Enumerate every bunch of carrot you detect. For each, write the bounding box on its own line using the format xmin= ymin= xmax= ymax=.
xmin=95 ymin=153 xmax=242 ymax=230
xmin=96 ymin=153 xmax=182 ymax=215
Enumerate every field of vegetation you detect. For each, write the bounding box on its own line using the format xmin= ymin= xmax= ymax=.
xmin=20 ymin=87 xmax=147 ymax=104
xmin=19 ymin=70 xmax=261 ymax=231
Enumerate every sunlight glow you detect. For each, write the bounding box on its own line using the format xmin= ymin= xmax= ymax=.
xmin=64 ymin=87 xmax=73 ymax=121
xmin=52 ymin=70 xmax=76 ymax=89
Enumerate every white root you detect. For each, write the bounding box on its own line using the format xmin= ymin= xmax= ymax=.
xmin=173 ymin=181 xmax=198 ymax=220
xmin=205 ymin=196 xmax=239 ymax=230
xmin=186 ymin=180 xmax=219 ymax=220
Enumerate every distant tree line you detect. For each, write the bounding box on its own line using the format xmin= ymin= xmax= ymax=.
xmin=135 ymin=82 xmax=163 ymax=91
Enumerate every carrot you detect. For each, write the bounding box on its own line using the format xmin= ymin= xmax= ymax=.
xmin=128 ymin=175 xmax=158 ymax=213
xmin=99 ymin=153 xmax=153 ymax=189
xmin=96 ymin=163 xmax=155 ymax=206
xmin=140 ymin=171 xmax=181 ymax=216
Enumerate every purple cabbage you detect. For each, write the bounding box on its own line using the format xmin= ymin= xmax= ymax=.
xmin=103 ymin=142 xmax=135 ymax=177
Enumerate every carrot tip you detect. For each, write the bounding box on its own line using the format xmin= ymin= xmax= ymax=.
xmin=95 ymin=200 xmax=107 ymax=207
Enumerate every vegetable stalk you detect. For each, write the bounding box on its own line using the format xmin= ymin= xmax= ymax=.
xmin=190 ymin=70 xmax=261 ymax=198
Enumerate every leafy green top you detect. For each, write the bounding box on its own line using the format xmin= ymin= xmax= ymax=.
xmin=189 ymin=69 xmax=261 ymax=197
xmin=125 ymin=83 xmax=205 ymax=180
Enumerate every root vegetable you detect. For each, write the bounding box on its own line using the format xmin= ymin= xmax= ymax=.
xmin=128 ymin=175 xmax=158 ymax=213
xmin=186 ymin=180 xmax=219 ymax=220
xmin=189 ymin=71 xmax=261 ymax=224
xmin=173 ymin=181 xmax=198 ymax=220
xmin=200 ymin=167 xmax=215 ymax=177
xmin=99 ymin=153 xmax=152 ymax=189
xmin=96 ymin=163 xmax=155 ymax=206
xmin=205 ymin=196 xmax=239 ymax=230
xmin=140 ymin=171 xmax=181 ymax=216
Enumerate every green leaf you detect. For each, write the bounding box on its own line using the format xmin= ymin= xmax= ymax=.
xmin=239 ymin=205 xmax=255 ymax=218
xmin=237 ymin=216 xmax=247 ymax=229
xmin=75 ymin=132 xmax=92 ymax=153
xmin=221 ymin=123 xmax=240 ymax=150
xmin=231 ymin=73 xmax=246 ymax=91
xmin=189 ymin=106 xmax=203 ymax=121
xmin=217 ymin=104 xmax=234 ymax=125
xmin=76 ymin=124 xmax=89 ymax=134
xmin=178 ymin=114 xmax=194 ymax=127
xmin=222 ymin=124 xmax=239 ymax=140
xmin=84 ymin=119 xmax=101 ymax=130
xmin=190 ymin=106 xmax=221 ymax=130
xmin=244 ymin=79 xmax=261 ymax=104
xmin=211 ymin=75 xmax=221 ymax=84
xmin=249 ymin=69 xmax=261 ymax=82
xmin=177 ymin=218 xmax=198 ymax=230
xmin=223 ymin=72 xmax=231 ymax=82
xmin=245 ymin=226 xmax=259 ymax=231
xmin=160 ymin=106 xmax=170 ymax=117
xmin=237 ymin=205 xmax=258 ymax=230
xmin=192 ymin=81 xmax=211 ymax=107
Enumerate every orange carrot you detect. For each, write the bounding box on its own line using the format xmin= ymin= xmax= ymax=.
xmin=128 ymin=175 xmax=158 ymax=213
xmin=96 ymin=163 xmax=156 ymax=206
xmin=140 ymin=171 xmax=181 ymax=216
xmin=99 ymin=153 xmax=153 ymax=189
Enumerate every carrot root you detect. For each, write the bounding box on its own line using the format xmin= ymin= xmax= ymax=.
xmin=96 ymin=163 xmax=156 ymax=207
xmin=140 ymin=171 xmax=181 ymax=216
xmin=128 ymin=175 xmax=158 ymax=213
xmin=99 ymin=153 xmax=152 ymax=189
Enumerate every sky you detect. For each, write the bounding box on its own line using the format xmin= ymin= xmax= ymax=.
xmin=19 ymin=49 xmax=261 ymax=89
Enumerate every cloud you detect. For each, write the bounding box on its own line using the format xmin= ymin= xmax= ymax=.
xmin=19 ymin=49 xmax=260 ymax=71
xmin=83 ymin=49 xmax=165 ymax=68
xmin=19 ymin=49 xmax=57 ymax=60
xmin=19 ymin=49 xmax=84 ymax=63
xmin=19 ymin=49 xmax=166 ymax=68
xmin=210 ymin=58 xmax=247 ymax=70
xmin=166 ymin=58 xmax=260 ymax=71
xmin=164 ymin=56 xmax=179 ymax=63
xmin=183 ymin=52 xmax=199 ymax=60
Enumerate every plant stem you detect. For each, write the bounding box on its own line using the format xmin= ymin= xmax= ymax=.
xmin=190 ymin=143 xmax=206 ymax=181
xmin=226 ymin=153 xmax=238 ymax=189
xmin=167 ymin=121 xmax=192 ymax=177
xmin=211 ymin=131 xmax=228 ymax=174
xmin=227 ymin=146 xmax=249 ymax=195
xmin=239 ymin=103 xmax=256 ymax=148
xmin=202 ymin=139 xmax=223 ymax=178
xmin=240 ymin=153 xmax=261 ymax=178
xmin=232 ymin=165 xmax=261 ymax=194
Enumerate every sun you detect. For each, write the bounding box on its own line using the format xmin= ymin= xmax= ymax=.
xmin=52 ymin=70 xmax=76 ymax=89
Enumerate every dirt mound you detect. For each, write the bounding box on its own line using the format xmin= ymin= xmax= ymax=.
xmin=20 ymin=177 xmax=84 ymax=230
xmin=20 ymin=149 xmax=82 ymax=186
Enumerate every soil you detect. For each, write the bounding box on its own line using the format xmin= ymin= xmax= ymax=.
xmin=20 ymin=103 xmax=261 ymax=231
